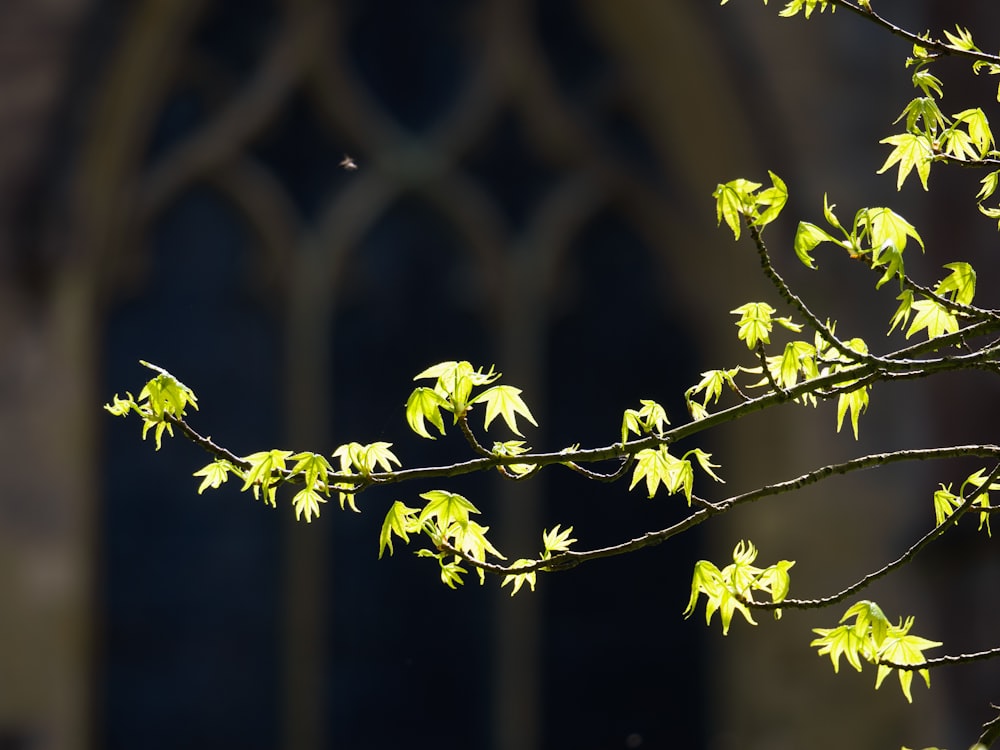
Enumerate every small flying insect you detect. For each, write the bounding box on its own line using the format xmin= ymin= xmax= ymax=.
xmin=340 ymin=154 xmax=358 ymax=171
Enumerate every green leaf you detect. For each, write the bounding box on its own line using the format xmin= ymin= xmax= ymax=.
xmin=911 ymin=68 xmax=944 ymax=98
xmin=943 ymin=24 xmax=978 ymax=52
xmin=935 ymin=262 xmax=976 ymax=305
xmin=712 ymin=178 xmax=761 ymax=239
xmin=776 ymin=340 xmax=816 ymax=388
xmin=896 ymin=97 xmax=947 ymax=134
xmin=418 ymin=490 xmax=479 ymax=533
xmin=241 ymin=449 xmax=294 ymax=507
xmin=953 ymin=108 xmax=994 ymax=157
xmin=842 ymin=600 xmax=890 ymax=646
xmin=501 ymin=559 xmax=537 ymax=596
xmin=685 ymin=368 xmax=740 ymax=418
xmin=778 ymin=0 xmax=834 ymax=19
xmin=685 ymin=448 xmax=725 ymax=484
xmin=875 ymin=617 xmax=941 ymax=703
xmin=472 ymin=384 xmax=538 ymax=436
xmin=405 ymin=386 xmax=449 ymax=439
xmin=811 ymin=624 xmax=869 ymax=674
xmin=905 ymin=299 xmax=959 ymax=340
xmin=730 ymin=302 xmax=776 ymax=349
xmin=292 ymin=488 xmax=327 ymax=523
xmin=542 ymin=525 xmax=577 ymax=556
xmin=867 ymin=208 xmax=925 ymax=255
xmin=413 ymin=360 xmax=499 ymax=416
xmin=836 ymin=385 xmax=869 ymax=440
xmin=630 ymin=446 xmax=691 ymax=502
xmin=958 ymin=468 xmax=997 ymax=536
xmin=436 ymin=557 xmax=468 ymax=589
xmin=379 ymin=500 xmax=420 ymax=558
xmin=138 ymin=361 xmax=199 ymax=417
xmin=289 ymin=451 xmax=333 ymax=493
xmin=451 ymin=520 xmax=505 ymax=584
xmin=977 ymin=170 xmax=1000 ymax=202
xmin=752 ymin=170 xmax=788 ymax=228
xmin=621 ymin=399 xmax=670 ymax=444
xmin=193 ymin=460 xmax=234 ymax=494
xmin=932 ymin=484 xmax=962 ymax=528
xmin=792 ymin=221 xmax=836 ymax=269
xmin=755 ymin=560 xmax=795 ymax=603
xmin=104 ymin=393 xmax=137 ymax=417
xmin=491 ymin=440 xmax=537 ymax=477
xmin=877 ymin=133 xmax=933 ymax=190
xmin=888 ymin=289 xmax=915 ymax=335
xmin=332 ymin=441 xmax=400 ymax=475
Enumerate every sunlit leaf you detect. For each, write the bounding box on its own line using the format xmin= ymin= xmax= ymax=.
xmin=472 ymin=385 xmax=538 ymax=436
xmin=379 ymin=500 xmax=420 ymax=558
xmin=292 ymin=488 xmax=327 ymax=523
xmin=193 ymin=460 xmax=234 ymax=495
xmin=877 ymin=133 xmax=933 ymax=190
xmin=406 ymin=386 xmax=449 ymax=439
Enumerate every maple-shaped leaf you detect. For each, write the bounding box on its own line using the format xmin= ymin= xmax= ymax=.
xmin=405 ymin=386 xmax=449 ymax=439
xmin=472 ymin=385 xmax=538 ymax=436
xmin=292 ymin=488 xmax=327 ymax=523
xmin=418 ymin=490 xmax=479 ymax=533
xmin=193 ymin=460 xmax=234 ymax=495
xmin=542 ymin=525 xmax=577 ymax=556
xmin=289 ymin=451 xmax=333 ymax=493
xmin=905 ymin=299 xmax=958 ymax=340
xmin=731 ymin=302 xmax=776 ymax=349
xmin=878 ymin=133 xmax=933 ymax=190
xmin=241 ymin=449 xmax=293 ymax=507
xmin=811 ymin=625 xmax=870 ymax=674
xmin=934 ymin=262 xmax=976 ymax=305
xmin=875 ymin=617 xmax=942 ymax=703
xmin=501 ymin=559 xmax=537 ymax=596
xmin=379 ymin=500 xmax=420 ymax=558
xmin=630 ymin=445 xmax=688 ymax=500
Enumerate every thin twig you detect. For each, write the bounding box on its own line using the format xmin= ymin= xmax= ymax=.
xmin=830 ymin=0 xmax=1000 ymax=66
xmin=754 ymin=462 xmax=1000 ymax=610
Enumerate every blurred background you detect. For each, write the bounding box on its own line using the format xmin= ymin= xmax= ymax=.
xmin=2 ymin=0 xmax=1000 ymax=748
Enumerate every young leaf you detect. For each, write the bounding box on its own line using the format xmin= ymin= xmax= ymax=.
xmin=731 ymin=302 xmax=776 ymax=349
xmin=542 ymin=525 xmax=577 ymax=556
xmin=685 ymin=448 xmax=725 ymax=484
xmin=630 ymin=446 xmax=690 ymax=502
xmin=752 ymin=170 xmax=788 ymax=228
xmin=241 ymin=449 xmax=293 ymax=507
xmin=877 ymin=133 xmax=933 ymax=190
xmin=193 ymin=460 xmax=234 ymax=494
xmin=905 ymin=299 xmax=958 ymax=340
xmin=289 ymin=451 xmax=333 ymax=493
xmin=501 ymin=559 xmax=537 ymax=596
xmin=934 ymin=262 xmax=976 ymax=305
xmin=888 ymin=289 xmax=915 ymax=335
xmin=379 ymin=500 xmax=420 ymax=558
xmin=405 ymin=387 xmax=449 ymax=439
xmin=472 ymin=385 xmax=538 ymax=436
xmin=292 ymin=488 xmax=327 ymax=523
xmin=418 ymin=490 xmax=479 ymax=533
xmin=491 ymin=440 xmax=537 ymax=477
xmin=874 ymin=618 xmax=941 ymax=703
xmin=792 ymin=221 xmax=836 ymax=269
xmin=868 ymin=208 xmax=925 ymax=255
xmin=713 ymin=178 xmax=762 ymax=239
xmin=810 ymin=624 xmax=869 ymax=674
xmin=836 ymin=385 xmax=869 ymax=440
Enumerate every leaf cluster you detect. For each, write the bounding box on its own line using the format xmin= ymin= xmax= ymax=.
xmin=684 ymin=540 xmax=794 ymax=635
xmin=811 ymin=600 xmax=941 ymax=702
